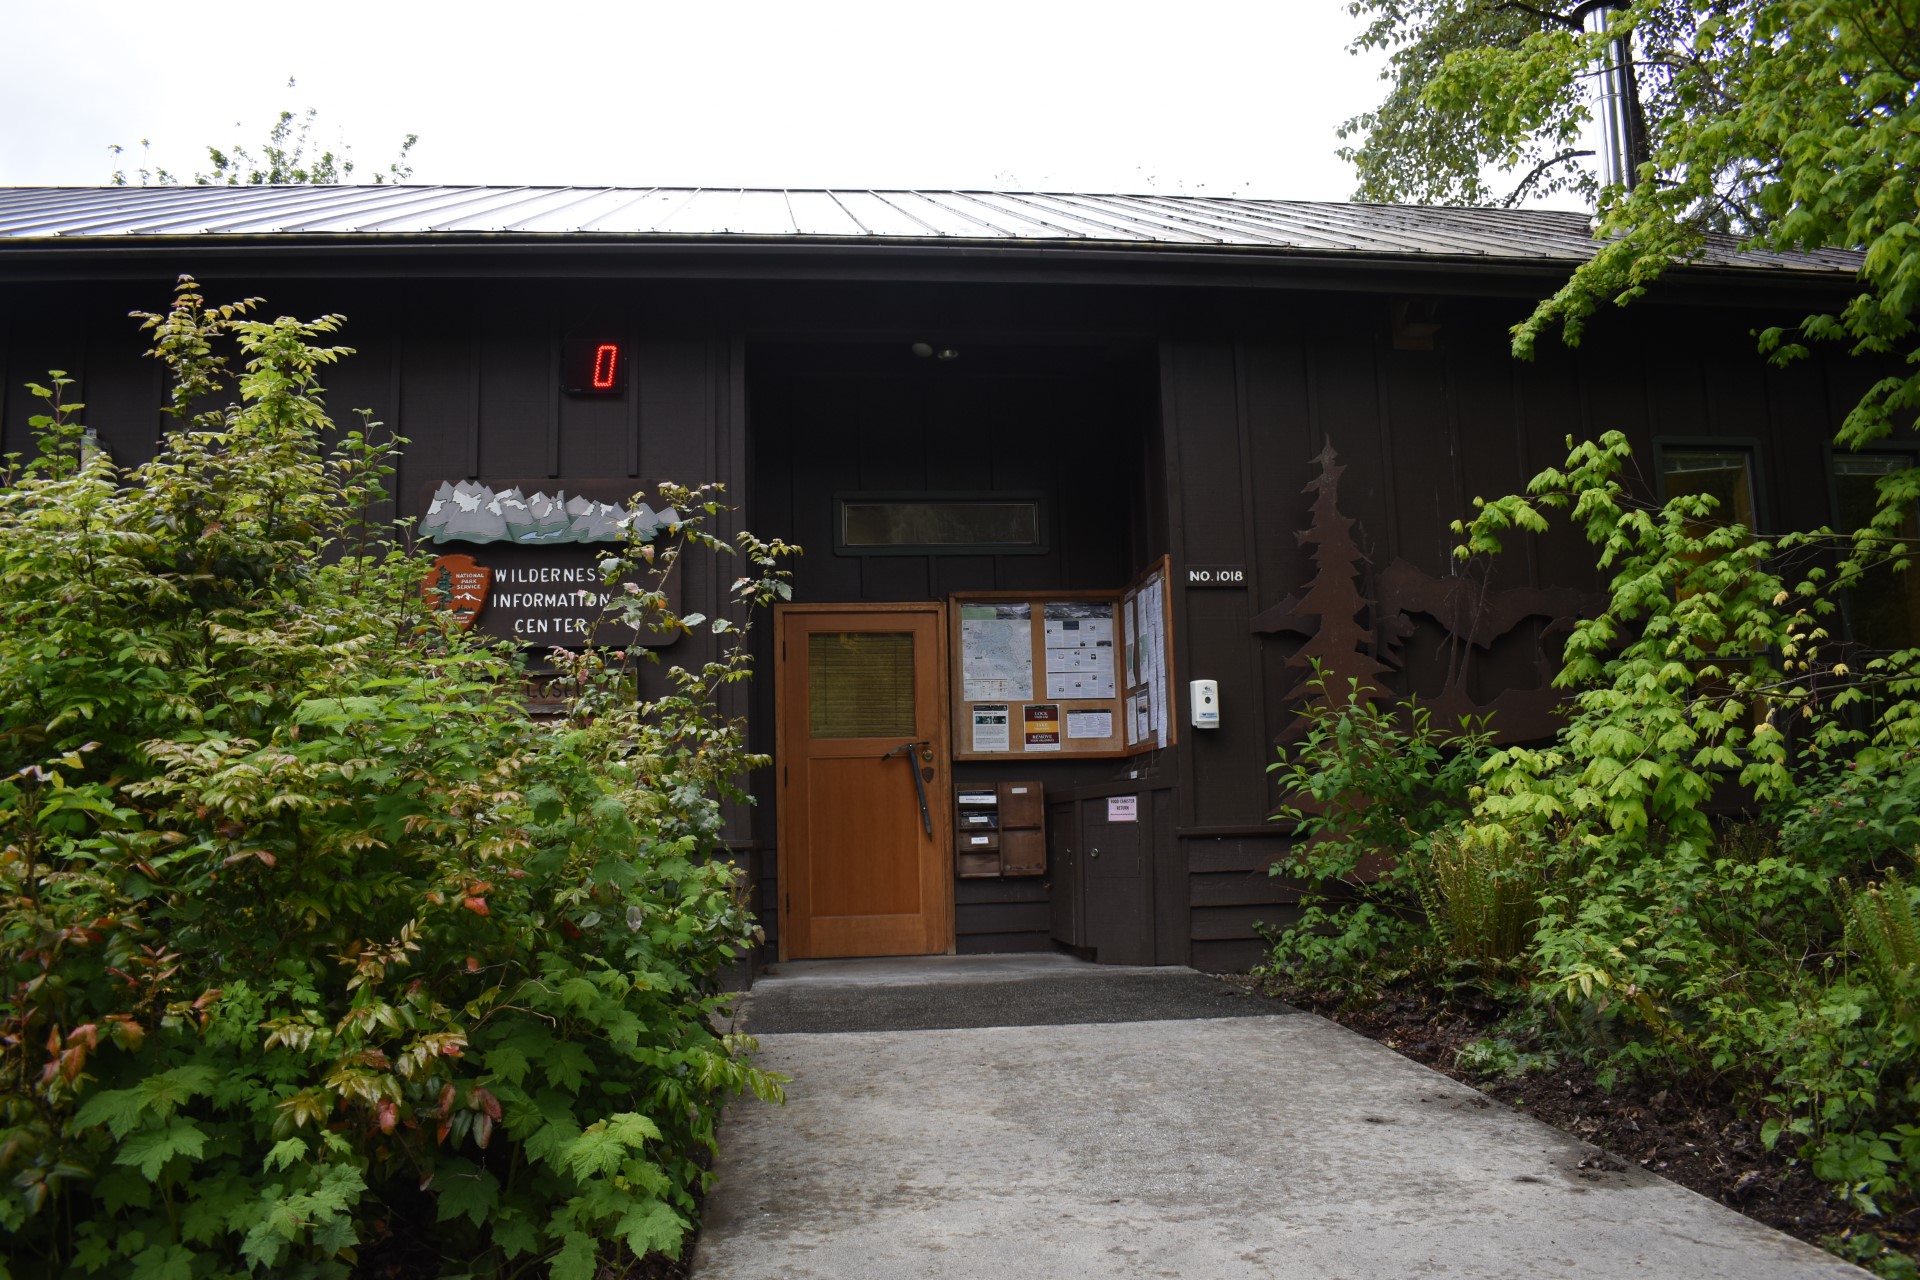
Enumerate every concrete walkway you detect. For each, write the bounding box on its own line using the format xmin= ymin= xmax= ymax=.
xmin=692 ymin=955 xmax=1865 ymax=1279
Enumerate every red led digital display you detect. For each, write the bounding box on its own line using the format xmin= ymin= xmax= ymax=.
xmin=563 ymin=340 xmax=626 ymax=396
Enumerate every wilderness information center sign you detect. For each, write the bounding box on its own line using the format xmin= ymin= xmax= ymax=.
xmin=418 ymin=479 xmax=681 ymax=649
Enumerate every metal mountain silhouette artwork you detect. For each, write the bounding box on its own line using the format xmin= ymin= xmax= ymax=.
xmin=419 ymin=481 xmax=681 ymax=546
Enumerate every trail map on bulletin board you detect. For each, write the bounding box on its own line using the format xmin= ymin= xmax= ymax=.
xmin=959 ymin=603 xmax=1034 ymax=701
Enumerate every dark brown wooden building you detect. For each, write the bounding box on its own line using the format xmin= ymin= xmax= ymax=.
xmin=0 ymin=186 xmax=1869 ymax=972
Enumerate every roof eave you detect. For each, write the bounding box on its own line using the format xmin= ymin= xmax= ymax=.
xmin=0 ymin=230 xmax=1862 ymax=301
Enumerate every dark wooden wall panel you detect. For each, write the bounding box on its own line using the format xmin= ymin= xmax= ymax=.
xmin=955 ymin=862 xmax=1053 ymax=952
xmin=1308 ymin=342 xmax=1393 ymax=558
xmin=476 ymin=332 xmax=549 ymax=478
xmin=397 ymin=334 xmax=475 ymax=505
xmin=1445 ymin=345 xmax=1532 ymax=604
xmin=1181 ymin=589 xmax=1264 ymax=824
xmin=1767 ymin=356 xmax=1841 ymax=605
xmin=1151 ymin=787 xmax=1186 ymax=964
xmin=638 ymin=341 xmax=718 ymax=488
xmin=1380 ymin=349 xmax=1461 ymax=576
xmin=1190 ymin=938 xmax=1274 ymax=974
xmin=1187 ymin=835 xmax=1291 ymax=874
xmin=1166 ymin=343 xmax=1246 ymax=567
xmin=559 ymin=352 xmax=635 ymax=481
xmin=1509 ymin=344 xmax=1599 ymax=593
xmin=1191 ymin=904 xmax=1285 ymax=941
xmin=81 ymin=326 xmax=162 ymax=470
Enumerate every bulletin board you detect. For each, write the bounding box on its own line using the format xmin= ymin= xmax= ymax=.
xmin=948 ymin=557 xmax=1176 ymax=762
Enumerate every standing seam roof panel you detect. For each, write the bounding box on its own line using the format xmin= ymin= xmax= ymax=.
xmin=572 ymin=187 xmax=665 ymax=232
xmin=1027 ymin=193 xmax=1263 ymax=245
xmin=200 ymin=185 xmax=487 ymax=233
xmin=784 ymin=189 xmax=868 ymax=237
xmin=1058 ymin=193 xmax=1352 ymax=249
xmin=497 ymin=187 xmax=635 ymax=233
xmin=0 ymin=186 xmax=1866 ymax=277
xmin=7 ymin=185 xmax=369 ymax=237
xmin=1119 ymin=194 xmax=1488 ymax=255
xmin=858 ymin=192 xmax=950 ymax=237
xmin=952 ymin=192 xmax=1182 ymax=243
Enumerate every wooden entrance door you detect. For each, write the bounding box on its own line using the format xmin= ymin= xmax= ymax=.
xmin=776 ymin=605 xmax=953 ymax=959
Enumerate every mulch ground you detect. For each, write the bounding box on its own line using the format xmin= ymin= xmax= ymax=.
xmin=1253 ymin=977 xmax=1920 ymax=1274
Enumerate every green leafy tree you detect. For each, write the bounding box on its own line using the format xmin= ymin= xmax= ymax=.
xmin=110 ymin=78 xmax=417 ymax=186
xmin=1344 ymin=1 xmax=1920 ymax=466
xmin=1340 ymin=0 xmax=1762 ymax=216
xmin=1341 ymin=0 xmax=1608 ymax=209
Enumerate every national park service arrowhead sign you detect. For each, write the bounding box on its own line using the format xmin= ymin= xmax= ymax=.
xmin=422 ymin=554 xmax=491 ymax=630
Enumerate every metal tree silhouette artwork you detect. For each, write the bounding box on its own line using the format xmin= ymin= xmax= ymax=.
xmin=1253 ymin=439 xmax=1598 ymax=751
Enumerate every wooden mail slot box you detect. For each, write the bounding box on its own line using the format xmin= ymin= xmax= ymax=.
xmin=957 ymin=830 xmax=1001 ymax=878
xmin=998 ymin=782 xmax=1043 ymax=829
xmin=957 ymin=852 xmax=1001 ymax=878
xmin=954 ymin=783 xmax=1044 ymax=879
xmin=1000 ymin=827 xmax=1045 ymax=877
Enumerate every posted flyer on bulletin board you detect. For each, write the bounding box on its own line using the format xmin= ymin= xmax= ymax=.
xmin=1042 ymin=601 xmax=1116 ymax=700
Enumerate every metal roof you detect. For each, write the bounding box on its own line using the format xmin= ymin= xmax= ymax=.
xmin=0 ymin=185 xmax=1863 ymax=274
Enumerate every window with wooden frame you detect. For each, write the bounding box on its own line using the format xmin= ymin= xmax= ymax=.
xmin=1831 ymin=451 xmax=1920 ymax=652
xmin=1657 ymin=444 xmax=1761 ymax=535
xmin=1656 ymin=442 xmax=1766 ymax=731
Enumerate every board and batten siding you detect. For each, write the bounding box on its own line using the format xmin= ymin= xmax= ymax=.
xmin=1161 ymin=304 xmax=1851 ymax=974
xmin=0 ymin=277 xmax=752 ymax=863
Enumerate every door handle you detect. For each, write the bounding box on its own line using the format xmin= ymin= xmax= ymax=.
xmin=881 ymin=740 xmax=934 ymax=838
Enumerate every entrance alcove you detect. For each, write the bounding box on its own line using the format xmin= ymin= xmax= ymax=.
xmin=743 ymin=338 xmax=1165 ymax=961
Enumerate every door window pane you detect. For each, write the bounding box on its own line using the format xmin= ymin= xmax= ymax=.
xmin=809 ymin=632 xmax=916 ymax=738
xmin=1834 ymin=453 xmax=1920 ymax=650
xmin=1661 ymin=448 xmax=1756 ymax=530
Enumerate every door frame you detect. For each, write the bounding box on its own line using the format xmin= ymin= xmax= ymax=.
xmin=773 ymin=601 xmax=955 ymax=961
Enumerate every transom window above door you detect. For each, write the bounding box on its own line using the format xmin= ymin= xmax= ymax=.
xmin=835 ymin=493 xmax=1048 ymax=555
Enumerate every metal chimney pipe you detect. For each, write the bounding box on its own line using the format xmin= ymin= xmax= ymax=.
xmin=1584 ymin=2 xmax=1642 ymax=191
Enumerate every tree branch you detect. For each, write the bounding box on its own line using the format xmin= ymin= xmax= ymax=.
xmin=1493 ymin=0 xmax=1621 ymax=33
xmin=1502 ymin=150 xmax=1596 ymax=206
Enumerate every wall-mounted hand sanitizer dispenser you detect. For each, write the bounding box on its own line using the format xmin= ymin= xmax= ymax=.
xmin=1191 ymin=679 xmax=1220 ymax=729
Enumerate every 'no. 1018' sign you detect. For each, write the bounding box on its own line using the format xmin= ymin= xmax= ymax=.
xmin=1186 ymin=566 xmax=1246 ymax=587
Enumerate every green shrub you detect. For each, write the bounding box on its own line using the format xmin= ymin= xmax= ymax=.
xmin=0 ymin=279 xmax=787 ymax=1279
xmin=1258 ymin=665 xmax=1493 ymax=997
xmin=1415 ymin=821 xmax=1542 ymax=972
xmin=1449 ymin=430 xmax=1920 ymax=1228
xmin=1278 ymin=428 xmax=1920 ymax=1248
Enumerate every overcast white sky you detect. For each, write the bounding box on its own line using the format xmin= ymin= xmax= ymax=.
xmin=1 ymin=0 xmax=1414 ymax=198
